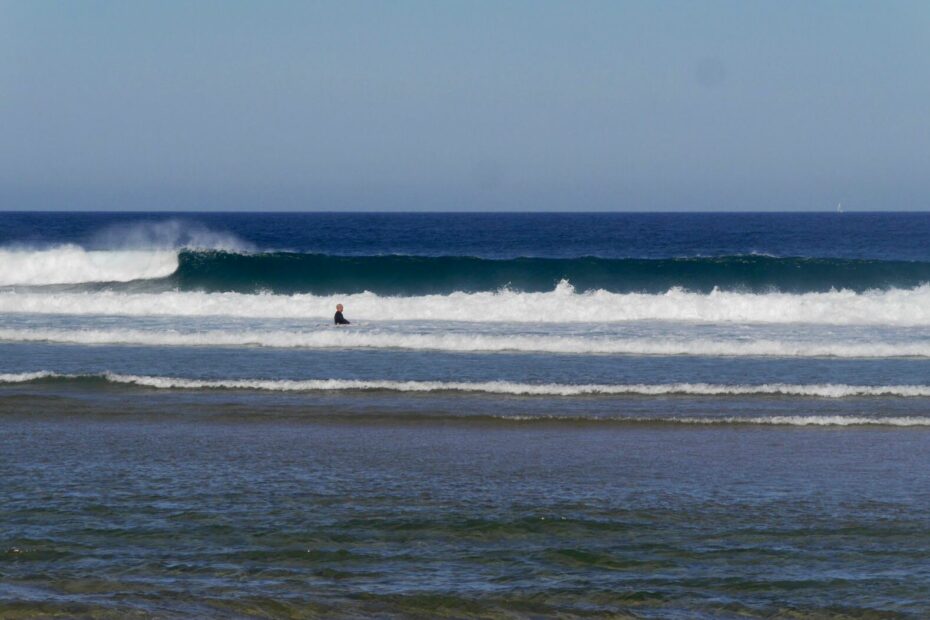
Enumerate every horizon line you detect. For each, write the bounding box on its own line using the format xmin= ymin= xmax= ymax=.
xmin=2 ymin=209 xmax=928 ymax=215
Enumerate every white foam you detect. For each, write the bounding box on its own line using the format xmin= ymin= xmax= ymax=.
xmin=2 ymin=372 xmax=927 ymax=398
xmin=501 ymin=415 xmax=930 ymax=427
xmin=0 ymin=371 xmax=57 ymax=383
xmin=110 ymin=377 xmax=928 ymax=397
xmin=2 ymin=282 xmax=930 ymax=325
xmin=0 ymin=246 xmax=179 ymax=285
xmin=674 ymin=415 xmax=930 ymax=426
xmin=1 ymin=327 xmax=928 ymax=358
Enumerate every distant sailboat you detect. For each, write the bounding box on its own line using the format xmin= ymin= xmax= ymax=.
xmin=836 ymin=202 xmax=843 ymax=213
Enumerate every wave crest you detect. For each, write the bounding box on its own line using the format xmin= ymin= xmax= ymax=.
xmin=167 ymin=252 xmax=930 ymax=295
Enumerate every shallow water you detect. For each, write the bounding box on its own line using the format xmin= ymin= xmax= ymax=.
xmin=3 ymin=401 xmax=930 ymax=619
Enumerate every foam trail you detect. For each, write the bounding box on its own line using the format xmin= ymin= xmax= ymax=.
xmin=1 ymin=327 xmax=929 ymax=358
xmin=500 ymin=415 xmax=930 ymax=427
xmin=0 ymin=246 xmax=179 ymax=285
xmin=3 ymin=372 xmax=930 ymax=398
xmin=101 ymin=376 xmax=930 ymax=397
xmin=0 ymin=371 xmax=57 ymax=383
xmin=3 ymin=283 xmax=930 ymax=324
xmin=670 ymin=415 xmax=930 ymax=426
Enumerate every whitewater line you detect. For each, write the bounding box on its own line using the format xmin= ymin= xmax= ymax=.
xmin=3 ymin=372 xmax=930 ymax=398
xmin=496 ymin=415 xmax=930 ymax=427
xmin=1 ymin=327 xmax=929 ymax=358
xmin=2 ymin=283 xmax=930 ymax=324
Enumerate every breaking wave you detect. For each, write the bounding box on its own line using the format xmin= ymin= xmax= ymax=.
xmin=2 ymin=283 xmax=930 ymax=325
xmin=0 ymin=223 xmax=252 ymax=287
xmin=5 ymin=248 xmax=930 ymax=294
xmin=0 ymin=246 xmax=179 ymax=286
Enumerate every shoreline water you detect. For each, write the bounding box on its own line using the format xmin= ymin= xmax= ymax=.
xmin=3 ymin=403 xmax=929 ymax=618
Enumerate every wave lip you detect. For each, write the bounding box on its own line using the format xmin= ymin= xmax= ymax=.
xmin=4 ymin=372 xmax=930 ymax=399
xmin=0 ymin=246 xmax=179 ymax=286
xmin=2 ymin=327 xmax=930 ymax=358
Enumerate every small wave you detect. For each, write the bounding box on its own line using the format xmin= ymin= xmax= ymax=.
xmin=1 ymin=327 xmax=929 ymax=358
xmin=3 ymin=284 xmax=930 ymax=325
xmin=3 ymin=372 xmax=930 ymax=398
xmin=0 ymin=246 xmax=179 ymax=286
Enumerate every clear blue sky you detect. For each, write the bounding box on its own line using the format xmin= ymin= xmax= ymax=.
xmin=1 ymin=0 xmax=928 ymax=211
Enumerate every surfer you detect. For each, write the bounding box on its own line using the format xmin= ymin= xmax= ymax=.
xmin=334 ymin=304 xmax=350 ymax=325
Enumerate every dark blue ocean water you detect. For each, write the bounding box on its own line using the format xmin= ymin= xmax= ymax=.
xmin=4 ymin=211 xmax=930 ymax=259
xmin=6 ymin=212 xmax=930 ymax=295
xmin=2 ymin=212 xmax=930 ymax=618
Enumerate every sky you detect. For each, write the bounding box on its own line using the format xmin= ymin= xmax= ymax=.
xmin=1 ymin=0 xmax=929 ymax=211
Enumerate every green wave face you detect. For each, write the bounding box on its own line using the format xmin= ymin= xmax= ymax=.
xmin=166 ymin=251 xmax=930 ymax=295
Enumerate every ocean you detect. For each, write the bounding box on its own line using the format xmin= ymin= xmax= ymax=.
xmin=2 ymin=212 xmax=930 ymax=618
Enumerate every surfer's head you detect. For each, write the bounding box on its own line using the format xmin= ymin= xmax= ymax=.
xmin=336 ymin=304 xmax=344 ymax=312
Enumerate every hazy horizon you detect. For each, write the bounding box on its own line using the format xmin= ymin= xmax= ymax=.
xmin=2 ymin=1 xmax=929 ymax=212
xmin=0 ymin=209 xmax=917 ymax=214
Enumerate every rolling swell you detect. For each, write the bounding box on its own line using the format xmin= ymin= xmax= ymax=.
xmin=170 ymin=251 xmax=930 ymax=294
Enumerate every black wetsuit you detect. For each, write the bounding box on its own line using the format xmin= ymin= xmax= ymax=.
xmin=334 ymin=311 xmax=350 ymax=325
